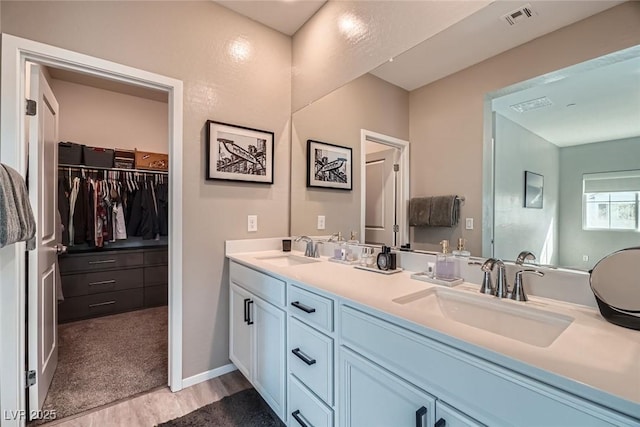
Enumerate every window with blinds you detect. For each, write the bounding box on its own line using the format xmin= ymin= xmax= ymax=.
xmin=583 ymin=170 xmax=640 ymax=231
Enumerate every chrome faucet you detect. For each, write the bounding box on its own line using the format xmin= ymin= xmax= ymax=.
xmin=469 ymin=260 xmax=494 ymax=295
xmin=515 ymin=250 xmax=537 ymax=265
xmin=481 ymin=258 xmax=509 ymax=298
xmin=295 ymin=236 xmax=319 ymax=258
xmin=511 ymin=269 xmax=544 ymax=302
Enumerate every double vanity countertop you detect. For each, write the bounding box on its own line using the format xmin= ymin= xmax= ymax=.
xmin=226 ymin=247 xmax=640 ymax=420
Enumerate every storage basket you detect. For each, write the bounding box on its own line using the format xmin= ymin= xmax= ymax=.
xmin=135 ymin=150 xmax=168 ymax=171
xmin=58 ymin=142 xmax=84 ymax=165
xmin=83 ymin=146 xmax=115 ymax=168
xmin=114 ymin=149 xmax=136 ymax=169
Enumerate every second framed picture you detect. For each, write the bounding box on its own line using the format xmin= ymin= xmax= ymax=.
xmin=307 ymin=139 xmax=352 ymax=190
xmin=206 ymin=120 xmax=274 ymax=184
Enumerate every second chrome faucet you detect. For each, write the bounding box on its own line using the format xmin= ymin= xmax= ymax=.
xmin=473 ymin=252 xmax=545 ymax=301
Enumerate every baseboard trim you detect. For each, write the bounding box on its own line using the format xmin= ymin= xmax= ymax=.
xmin=182 ymin=363 xmax=237 ymax=388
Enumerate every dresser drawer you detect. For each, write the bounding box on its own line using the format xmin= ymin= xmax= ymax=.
xmin=289 ymin=285 xmax=333 ymax=333
xmin=59 ymin=288 xmax=144 ymax=322
xmin=289 ymin=375 xmax=334 ymax=427
xmin=144 ymin=249 xmax=168 ymax=266
xmin=144 ymin=265 xmax=168 ymax=287
xmin=229 ymin=261 xmax=285 ymax=307
xmin=144 ymin=284 xmax=168 ymax=307
xmin=60 ymin=251 xmax=144 ymax=273
xmin=289 ymin=317 xmax=334 ymax=405
xmin=61 ymin=268 xmax=143 ymax=297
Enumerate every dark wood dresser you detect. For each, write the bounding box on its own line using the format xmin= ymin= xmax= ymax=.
xmin=58 ymin=240 xmax=168 ymax=323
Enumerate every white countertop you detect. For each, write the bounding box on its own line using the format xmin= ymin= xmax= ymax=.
xmin=226 ymin=247 xmax=640 ymax=419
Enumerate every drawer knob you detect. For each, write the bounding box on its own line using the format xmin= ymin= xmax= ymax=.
xmin=291 ymin=348 xmax=316 ymax=366
xmin=291 ymin=410 xmax=310 ymax=427
xmin=291 ymin=301 xmax=316 ymax=314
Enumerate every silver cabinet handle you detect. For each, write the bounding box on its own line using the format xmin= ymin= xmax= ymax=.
xmin=88 ymin=280 xmax=116 ymax=286
xmin=88 ymin=259 xmax=116 ymax=265
xmin=88 ymin=301 xmax=116 ymax=308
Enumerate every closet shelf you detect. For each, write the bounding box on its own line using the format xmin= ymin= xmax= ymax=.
xmin=59 ymin=163 xmax=169 ymax=175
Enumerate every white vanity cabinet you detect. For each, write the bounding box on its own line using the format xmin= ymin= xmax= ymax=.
xmin=287 ymin=284 xmax=336 ymax=427
xmin=228 ymin=262 xmax=286 ymax=421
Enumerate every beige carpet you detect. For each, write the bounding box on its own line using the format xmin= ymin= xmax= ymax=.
xmin=39 ymin=306 xmax=168 ymax=422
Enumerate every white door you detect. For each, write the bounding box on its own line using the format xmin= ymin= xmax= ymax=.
xmin=365 ymin=148 xmax=397 ymax=245
xmin=229 ymin=282 xmax=252 ymax=379
xmin=253 ymin=296 xmax=286 ymax=421
xmin=26 ymin=63 xmax=60 ymax=412
xmin=340 ymin=348 xmax=436 ymax=427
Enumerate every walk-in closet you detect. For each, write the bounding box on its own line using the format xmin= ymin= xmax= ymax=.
xmin=31 ymin=66 xmax=170 ymax=423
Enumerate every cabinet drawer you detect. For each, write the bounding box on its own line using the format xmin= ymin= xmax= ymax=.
xmin=289 ymin=317 xmax=334 ymax=405
xmin=60 ymin=251 xmax=144 ymax=273
xmin=144 ymin=284 xmax=168 ymax=307
xmin=230 ymin=261 xmax=285 ymax=307
xmin=144 ymin=249 xmax=168 ymax=266
xmin=289 ymin=285 xmax=333 ymax=333
xmin=59 ymin=288 xmax=144 ymax=323
xmin=145 ymin=265 xmax=168 ymax=286
xmin=340 ymin=305 xmax=628 ymax=427
xmin=289 ymin=375 xmax=334 ymax=427
xmin=61 ymin=268 xmax=143 ymax=297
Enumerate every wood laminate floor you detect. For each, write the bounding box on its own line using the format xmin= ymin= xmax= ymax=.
xmin=44 ymin=370 xmax=252 ymax=427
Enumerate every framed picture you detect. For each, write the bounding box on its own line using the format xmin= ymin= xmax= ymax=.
xmin=524 ymin=171 xmax=544 ymax=209
xmin=206 ymin=120 xmax=274 ymax=184
xmin=307 ymin=139 xmax=352 ymax=190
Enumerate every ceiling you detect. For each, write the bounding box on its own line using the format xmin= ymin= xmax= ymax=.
xmin=215 ymin=1 xmax=326 ymax=36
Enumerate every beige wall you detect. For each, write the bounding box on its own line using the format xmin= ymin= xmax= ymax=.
xmin=291 ymin=73 xmax=408 ymax=238
xmin=2 ymin=1 xmax=292 ymax=379
xmin=292 ymin=1 xmax=490 ymax=112
xmin=409 ymin=2 xmax=640 ymax=256
xmin=50 ymin=79 xmax=168 ymax=153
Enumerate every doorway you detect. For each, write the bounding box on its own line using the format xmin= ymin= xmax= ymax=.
xmin=359 ymin=129 xmax=410 ymax=247
xmin=0 ymin=34 xmax=184 ymax=427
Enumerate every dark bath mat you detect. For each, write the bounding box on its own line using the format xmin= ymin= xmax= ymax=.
xmin=158 ymin=388 xmax=285 ymax=427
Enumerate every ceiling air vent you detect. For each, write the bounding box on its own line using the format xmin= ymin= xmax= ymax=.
xmin=510 ymin=96 xmax=553 ymax=113
xmin=502 ymin=4 xmax=536 ymax=26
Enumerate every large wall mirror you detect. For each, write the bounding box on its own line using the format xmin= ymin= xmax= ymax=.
xmin=290 ymin=2 xmax=639 ymax=260
xmin=486 ymin=45 xmax=640 ymax=271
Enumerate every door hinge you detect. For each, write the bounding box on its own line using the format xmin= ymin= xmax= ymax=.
xmin=393 ymin=224 xmax=399 ymax=233
xmin=393 ymin=164 xmax=399 ymax=172
xmin=26 ymin=99 xmax=37 ymax=116
xmin=25 ymin=370 xmax=36 ymax=388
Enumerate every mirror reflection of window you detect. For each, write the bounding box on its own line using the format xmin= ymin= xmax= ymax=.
xmin=583 ymin=171 xmax=640 ymax=231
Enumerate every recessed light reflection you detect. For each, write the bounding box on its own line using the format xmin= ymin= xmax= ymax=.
xmin=338 ymin=13 xmax=366 ymax=41
xmin=227 ymin=37 xmax=252 ymax=63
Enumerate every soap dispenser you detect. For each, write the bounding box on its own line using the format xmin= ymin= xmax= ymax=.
xmin=452 ymin=238 xmax=471 ymax=258
xmin=333 ymin=232 xmax=347 ymax=260
xmin=435 ymin=240 xmax=458 ymax=280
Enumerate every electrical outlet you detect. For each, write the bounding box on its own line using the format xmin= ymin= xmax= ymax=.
xmin=317 ymin=215 xmax=326 ymax=230
xmin=465 ymin=218 xmax=474 ymax=230
xmin=247 ymin=215 xmax=258 ymax=232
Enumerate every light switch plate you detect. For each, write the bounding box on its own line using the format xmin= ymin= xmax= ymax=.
xmin=247 ymin=215 xmax=258 ymax=232
xmin=317 ymin=215 xmax=326 ymax=230
xmin=465 ymin=218 xmax=474 ymax=230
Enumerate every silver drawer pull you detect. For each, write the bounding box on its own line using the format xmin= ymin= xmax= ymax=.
xmin=88 ymin=259 xmax=116 ymax=265
xmin=88 ymin=301 xmax=116 ymax=308
xmin=88 ymin=280 xmax=116 ymax=286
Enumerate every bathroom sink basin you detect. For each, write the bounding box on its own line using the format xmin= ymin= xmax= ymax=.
xmin=393 ymin=288 xmax=574 ymax=347
xmin=255 ymin=254 xmax=320 ymax=267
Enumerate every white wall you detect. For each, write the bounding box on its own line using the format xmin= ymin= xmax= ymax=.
xmin=493 ymin=114 xmax=559 ymax=265
xmin=409 ymin=2 xmax=640 ymax=256
xmin=558 ymin=136 xmax=640 ymax=269
xmin=291 ymin=73 xmax=408 ymax=237
xmin=2 ymin=1 xmax=291 ymax=379
xmin=292 ymin=1 xmax=490 ymax=111
xmin=50 ymin=79 xmax=168 ymax=153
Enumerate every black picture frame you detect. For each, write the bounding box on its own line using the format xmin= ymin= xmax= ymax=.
xmin=524 ymin=171 xmax=544 ymax=209
xmin=306 ymin=139 xmax=352 ymax=191
xmin=205 ymin=120 xmax=274 ymax=184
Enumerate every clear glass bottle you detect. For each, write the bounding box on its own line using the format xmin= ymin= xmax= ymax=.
xmin=435 ymin=240 xmax=458 ymax=280
xmin=452 ymin=238 xmax=471 ymax=258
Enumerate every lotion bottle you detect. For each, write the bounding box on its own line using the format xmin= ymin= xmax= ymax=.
xmin=435 ymin=240 xmax=458 ymax=280
xmin=452 ymin=238 xmax=471 ymax=258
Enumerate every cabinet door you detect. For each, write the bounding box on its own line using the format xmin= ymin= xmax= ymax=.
xmin=435 ymin=401 xmax=484 ymax=427
xmin=229 ymin=282 xmax=252 ymax=379
xmin=340 ymin=348 xmax=436 ymax=427
xmin=254 ymin=296 xmax=286 ymax=421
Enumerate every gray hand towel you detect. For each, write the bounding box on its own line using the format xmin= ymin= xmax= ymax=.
xmin=409 ymin=197 xmax=432 ymax=227
xmin=430 ymin=195 xmax=459 ymax=227
xmin=0 ymin=164 xmax=36 ymax=249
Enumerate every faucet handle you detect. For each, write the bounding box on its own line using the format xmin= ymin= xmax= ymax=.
xmin=468 ymin=261 xmax=494 ymax=295
xmin=511 ymin=269 xmax=544 ymax=302
xmin=516 ymin=251 xmax=537 ymax=265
